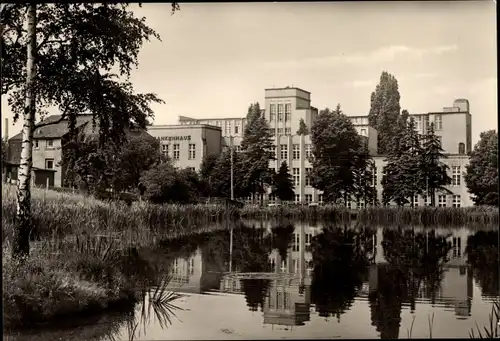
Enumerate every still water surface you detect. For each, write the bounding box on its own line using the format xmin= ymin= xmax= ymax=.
xmin=5 ymin=221 xmax=499 ymax=340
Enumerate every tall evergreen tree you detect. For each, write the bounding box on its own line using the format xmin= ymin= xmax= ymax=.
xmin=419 ymin=123 xmax=452 ymax=206
xmin=240 ymin=102 xmax=274 ymax=203
xmin=272 ymin=161 xmax=295 ymax=202
xmin=368 ymin=71 xmax=402 ymax=155
xmin=296 ymin=118 xmax=309 ymax=135
xmin=310 ymin=104 xmax=364 ymax=204
xmin=464 ymin=130 xmax=499 ymax=206
xmin=381 ymin=117 xmax=423 ymax=206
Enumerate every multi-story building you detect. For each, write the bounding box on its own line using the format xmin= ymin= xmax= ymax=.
xmin=175 ymin=87 xmax=473 ymax=207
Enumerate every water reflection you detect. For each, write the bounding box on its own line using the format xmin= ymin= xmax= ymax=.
xmin=4 ymin=222 xmax=498 ymax=340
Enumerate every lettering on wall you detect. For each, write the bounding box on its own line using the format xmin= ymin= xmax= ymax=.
xmin=156 ymin=136 xmax=191 ymax=141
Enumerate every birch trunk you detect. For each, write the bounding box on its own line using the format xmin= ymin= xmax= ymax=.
xmin=13 ymin=3 xmax=37 ymax=258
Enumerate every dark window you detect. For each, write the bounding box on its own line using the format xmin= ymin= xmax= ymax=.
xmin=458 ymin=142 xmax=465 ymax=154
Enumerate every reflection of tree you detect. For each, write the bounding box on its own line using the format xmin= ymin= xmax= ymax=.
xmin=466 ymin=231 xmax=499 ymax=299
xmin=311 ymin=225 xmax=373 ymax=319
xmin=242 ymin=279 xmax=271 ymax=312
xmin=271 ymin=223 xmax=295 ymax=261
xmin=369 ymin=227 xmax=451 ymax=339
xmin=232 ymin=223 xmax=273 ymax=273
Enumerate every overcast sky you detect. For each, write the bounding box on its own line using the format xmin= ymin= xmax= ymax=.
xmin=1 ymin=1 xmax=496 ymax=144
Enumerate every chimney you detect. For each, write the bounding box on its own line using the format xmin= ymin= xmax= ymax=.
xmin=4 ymin=118 xmax=8 ymax=141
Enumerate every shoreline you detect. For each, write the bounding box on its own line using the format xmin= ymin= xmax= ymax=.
xmin=2 ymin=186 xmax=498 ymax=329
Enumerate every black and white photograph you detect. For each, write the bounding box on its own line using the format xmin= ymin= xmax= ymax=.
xmin=1 ymin=1 xmax=498 ymax=340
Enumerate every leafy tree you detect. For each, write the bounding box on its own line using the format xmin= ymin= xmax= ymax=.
xmin=61 ymin=132 xmax=119 ymax=193
xmin=209 ymin=149 xmax=248 ymax=199
xmin=1 ymin=140 xmax=7 ymax=166
xmin=270 ymin=223 xmax=295 ymax=261
xmin=140 ymin=163 xmax=198 ymax=204
xmin=464 ymin=130 xmax=498 ymax=206
xmin=198 ymin=153 xmax=219 ymax=197
xmin=310 ymin=104 xmax=364 ymax=204
xmin=271 ymin=161 xmax=295 ymax=202
xmin=368 ymin=71 xmax=402 ymax=155
xmin=240 ymin=102 xmax=274 ymax=203
xmin=419 ymin=123 xmax=452 ymax=206
xmin=381 ymin=117 xmax=423 ymax=206
xmin=352 ymin=144 xmax=377 ymax=206
xmin=296 ymin=118 xmax=309 ymax=135
xmin=1 ymin=3 xmax=178 ymax=257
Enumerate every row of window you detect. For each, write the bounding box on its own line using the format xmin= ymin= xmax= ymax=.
xmin=161 ymin=143 xmax=196 ymax=160
xmin=266 ymin=194 xmax=463 ymax=207
xmin=34 ymin=139 xmax=54 ymax=149
xmin=268 ymin=144 xmax=313 ymax=160
xmin=414 ymin=114 xmax=442 ymax=132
xmin=269 ymin=128 xmax=292 ymax=136
xmin=269 ymin=103 xmax=292 ymax=123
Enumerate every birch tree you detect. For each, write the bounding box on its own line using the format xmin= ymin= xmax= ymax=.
xmin=1 ymin=3 xmax=179 ymax=258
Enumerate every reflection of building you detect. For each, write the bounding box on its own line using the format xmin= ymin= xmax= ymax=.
xmin=167 ymin=248 xmax=205 ymax=293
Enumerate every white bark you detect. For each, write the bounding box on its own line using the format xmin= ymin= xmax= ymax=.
xmin=13 ymin=3 xmax=36 ymax=258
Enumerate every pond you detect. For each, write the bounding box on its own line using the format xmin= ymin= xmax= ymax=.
xmin=4 ymin=221 xmax=499 ymax=340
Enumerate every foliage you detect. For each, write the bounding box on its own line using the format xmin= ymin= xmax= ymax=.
xmin=198 ymin=153 xmax=219 ymax=197
xmin=1 ymin=139 xmax=7 ymax=166
xmin=382 ymin=117 xmax=424 ymax=206
xmin=368 ymin=71 xmax=402 ymax=155
xmin=465 ymin=130 xmax=498 ymax=206
xmin=419 ymin=122 xmax=452 ymax=206
xmin=296 ymin=118 xmax=309 ymax=135
xmin=271 ymin=161 xmax=295 ymax=201
xmin=140 ymin=163 xmax=201 ymax=204
xmin=61 ymin=131 xmax=120 ymax=194
xmin=202 ymin=149 xmax=248 ymax=199
xmin=352 ymin=145 xmax=377 ymax=206
xmin=62 ymin=131 xmax=164 ymax=194
xmin=310 ymin=104 xmax=367 ymax=204
xmin=240 ymin=102 xmax=274 ymax=201
xmin=1 ymin=3 xmax=169 ymax=144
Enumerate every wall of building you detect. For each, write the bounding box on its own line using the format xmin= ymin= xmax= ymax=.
xmin=32 ymin=138 xmax=64 ymax=187
xmin=146 ymin=124 xmax=222 ymax=172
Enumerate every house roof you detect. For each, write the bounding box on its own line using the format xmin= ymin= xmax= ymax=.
xmin=9 ymin=115 xmax=94 ymax=141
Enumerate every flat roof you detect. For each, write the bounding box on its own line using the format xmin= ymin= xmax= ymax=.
xmin=264 ymin=87 xmax=311 ymax=94
xmin=148 ymin=124 xmax=221 ymax=131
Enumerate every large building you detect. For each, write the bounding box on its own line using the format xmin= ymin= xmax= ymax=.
xmin=153 ymin=87 xmax=473 ymax=207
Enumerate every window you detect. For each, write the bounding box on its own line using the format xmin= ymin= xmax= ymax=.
xmin=415 ymin=116 xmax=421 ymax=132
xmin=318 ymin=194 xmax=324 ymax=203
xmin=173 ymin=259 xmax=179 ymax=274
xmin=452 ymin=166 xmax=461 ymax=186
xmin=292 ymin=144 xmax=300 ymax=160
xmin=235 ymin=125 xmax=239 ymax=134
xmin=292 ymin=168 xmax=300 ymax=187
xmin=270 ymin=145 xmax=277 ymax=159
xmin=34 ymin=140 xmax=39 ymax=149
xmin=435 ymin=115 xmax=442 ymax=130
xmin=453 ymin=195 xmax=461 ymax=208
xmin=225 ymin=122 xmax=231 ymax=136
xmin=235 ymin=145 xmax=242 ymax=152
xmin=45 ymin=158 xmax=54 ymax=169
xmin=305 ymin=168 xmax=312 ymax=186
xmin=161 ymin=144 xmax=169 ymax=156
xmin=372 ymin=166 xmax=377 ymax=186
xmin=277 ymin=104 xmax=284 ymax=121
xmin=438 ymin=195 xmax=446 ymax=207
xmin=423 ymin=195 xmax=431 ymax=206
xmin=188 ymin=258 xmax=195 ymax=275
xmin=188 ymin=167 xmax=196 ymax=173
xmin=285 ymin=103 xmax=291 ymax=122
xmin=269 ymin=193 xmax=276 ymax=203
xmin=346 ymin=197 xmax=352 ymax=209
xmin=305 ymin=194 xmax=312 ymax=203
xmin=357 ymin=199 xmax=365 ymax=209
xmin=458 ymin=142 xmax=465 ymax=155
xmin=188 ymin=144 xmax=196 ymax=159
xmin=47 ymin=140 xmax=54 ymax=148
xmin=277 ymin=128 xmax=283 ymax=135
xmin=173 ymin=144 xmax=180 ymax=160
xmin=284 ymin=128 xmax=291 ymax=135
xmin=305 ymin=233 xmax=312 ymax=245
xmin=295 ymin=194 xmax=300 ymax=203
xmin=424 ymin=116 xmax=430 ymax=132
xmin=280 ymin=144 xmax=288 ymax=160
xmin=270 ymin=104 xmax=276 ymax=122
xmin=360 ymin=128 xmax=367 ymax=136
xmin=305 ymin=144 xmax=312 ymax=159
xmin=412 ymin=195 xmax=419 ymax=207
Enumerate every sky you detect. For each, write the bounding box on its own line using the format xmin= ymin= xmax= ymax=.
xmin=1 ymin=1 xmax=497 ymax=144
